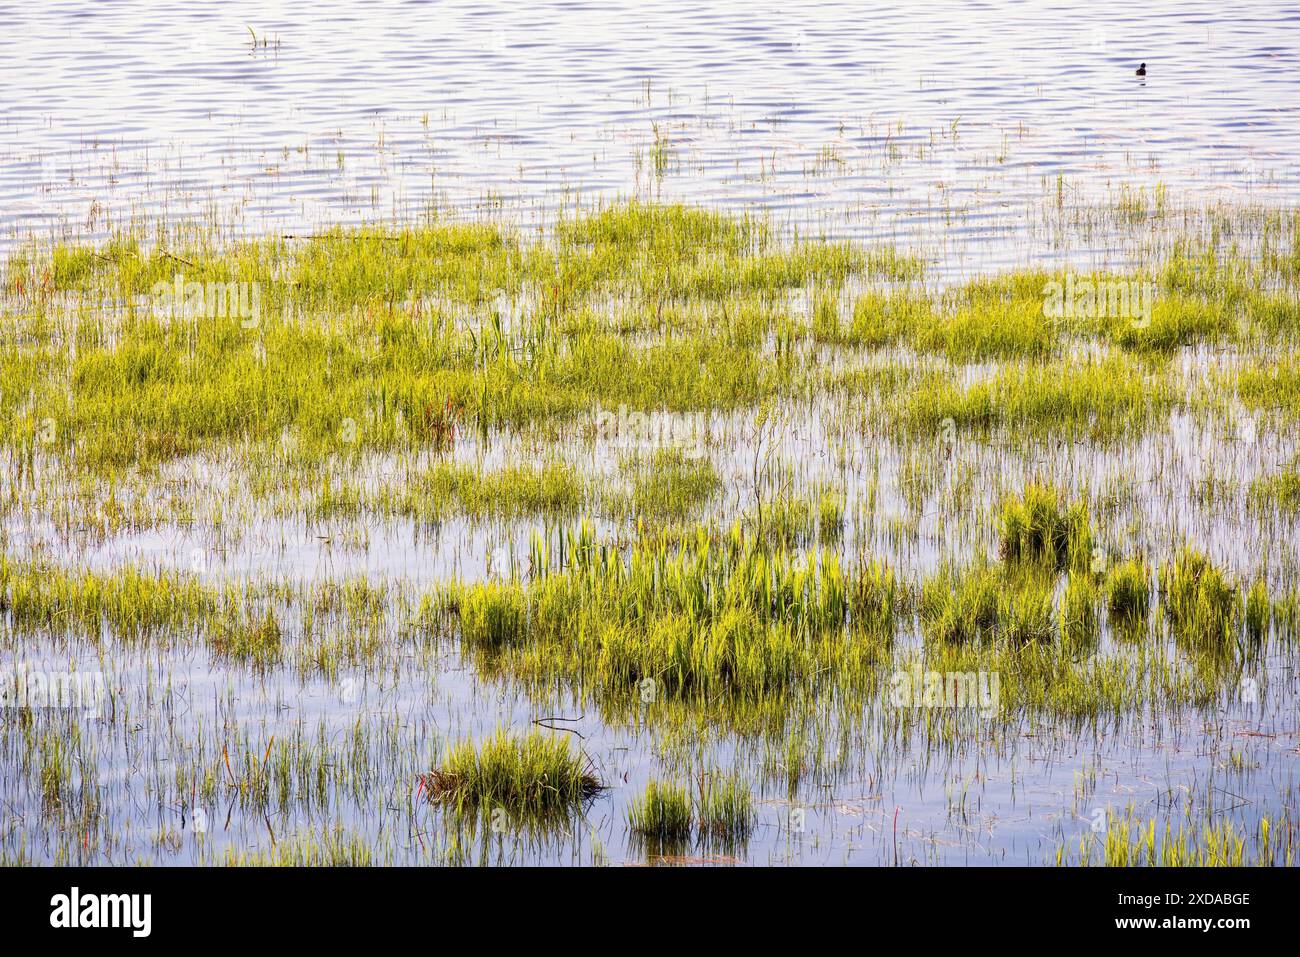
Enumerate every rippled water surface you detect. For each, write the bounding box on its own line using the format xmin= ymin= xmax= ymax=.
xmin=3 ymin=1 xmax=1298 ymax=270
xmin=3 ymin=2 xmax=1300 ymax=868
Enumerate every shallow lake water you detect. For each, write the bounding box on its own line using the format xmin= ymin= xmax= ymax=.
xmin=3 ymin=1 xmax=1298 ymax=272
xmin=1 ymin=2 xmax=1299 ymax=866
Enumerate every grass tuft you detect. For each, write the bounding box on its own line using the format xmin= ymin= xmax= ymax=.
xmin=628 ymin=780 xmax=693 ymax=840
xmin=1105 ymin=559 xmax=1151 ymax=622
xmin=422 ymin=730 xmax=602 ymax=814
xmin=997 ymin=483 xmax=1091 ymax=570
xmin=1159 ymin=548 xmax=1239 ymax=647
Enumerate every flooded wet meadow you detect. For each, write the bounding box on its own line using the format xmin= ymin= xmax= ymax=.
xmin=2 ymin=1 xmax=1299 ymax=867
xmin=2 ymin=197 xmax=1299 ymax=865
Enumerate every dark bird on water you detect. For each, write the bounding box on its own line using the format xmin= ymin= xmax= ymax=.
xmin=1136 ymin=63 xmax=1146 ymax=76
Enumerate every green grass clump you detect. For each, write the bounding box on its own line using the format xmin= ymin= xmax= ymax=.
xmin=224 ymin=829 xmax=376 ymax=866
xmin=424 ymin=730 xmax=602 ymax=814
xmin=627 ymin=776 xmax=753 ymax=843
xmin=922 ymin=561 xmax=1101 ymax=648
xmin=908 ymin=355 xmax=1167 ymax=441
xmin=433 ymin=524 xmax=894 ymax=707
xmin=1249 ymin=460 xmax=1300 ymax=511
xmin=1060 ymin=571 xmax=1099 ymax=644
xmin=1159 ymin=548 xmax=1239 ymax=647
xmin=843 ymin=290 xmax=934 ymax=347
xmin=457 ymin=582 xmax=528 ymax=648
xmin=811 ymin=290 xmax=844 ymax=343
xmin=210 ymin=609 xmax=283 ymax=668
xmin=1111 ymin=294 xmax=1235 ymax=352
xmin=1245 ymin=580 xmax=1271 ymax=642
xmin=556 ymin=201 xmax=755 ymax=261
xmin=696 ymin=775 xmax=754 ymax=840
xmin=290 ymin=223 xmax=513 ymax=305
xmin=1104 ymin=559 xmax=1151 ymax=622
xmin=618 ymin=448 xmax=719 ymax=521
xmin=627 ymin=780 xmax=693 ymax=840
xmin=1245 ymin=290 xmax=1300 ymax=337
xmin=12 ymin=214 xmax=860 ymax=472
xmin=753 ymin=488 xmax=847 ymax=548
xmin=0 ymin=555 xmax=214 ymax=642
xmin=0 ymin=555 xmax=397 ymax=676
xmin=853 ymin=559 xmax=899 ymax=635
xmin=817 ymin=488 xmax=845 ymax=541
xmin=924 ymin=299 xmax=1057 ymax=361
xmin=416 ymin=461 xmax=585 ymax=521
xmin=1063 ymin=809 xmax=1289 ymax=867
xmin=762 ymin=495 xmax=815 ymax=547
xmin=997 ymin=483 xmax=1091 ymax=570
xmin=921 ymin=563 xmax=1000 ymax=644
xmin=1236 ymin=358 xmax=1300 ymax=418
xmin=998 ymin=575 xmax=1056 ymax=645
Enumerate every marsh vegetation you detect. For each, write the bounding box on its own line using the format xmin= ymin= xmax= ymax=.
xmin=1 ymin=195 xmax=1298 ymax=866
